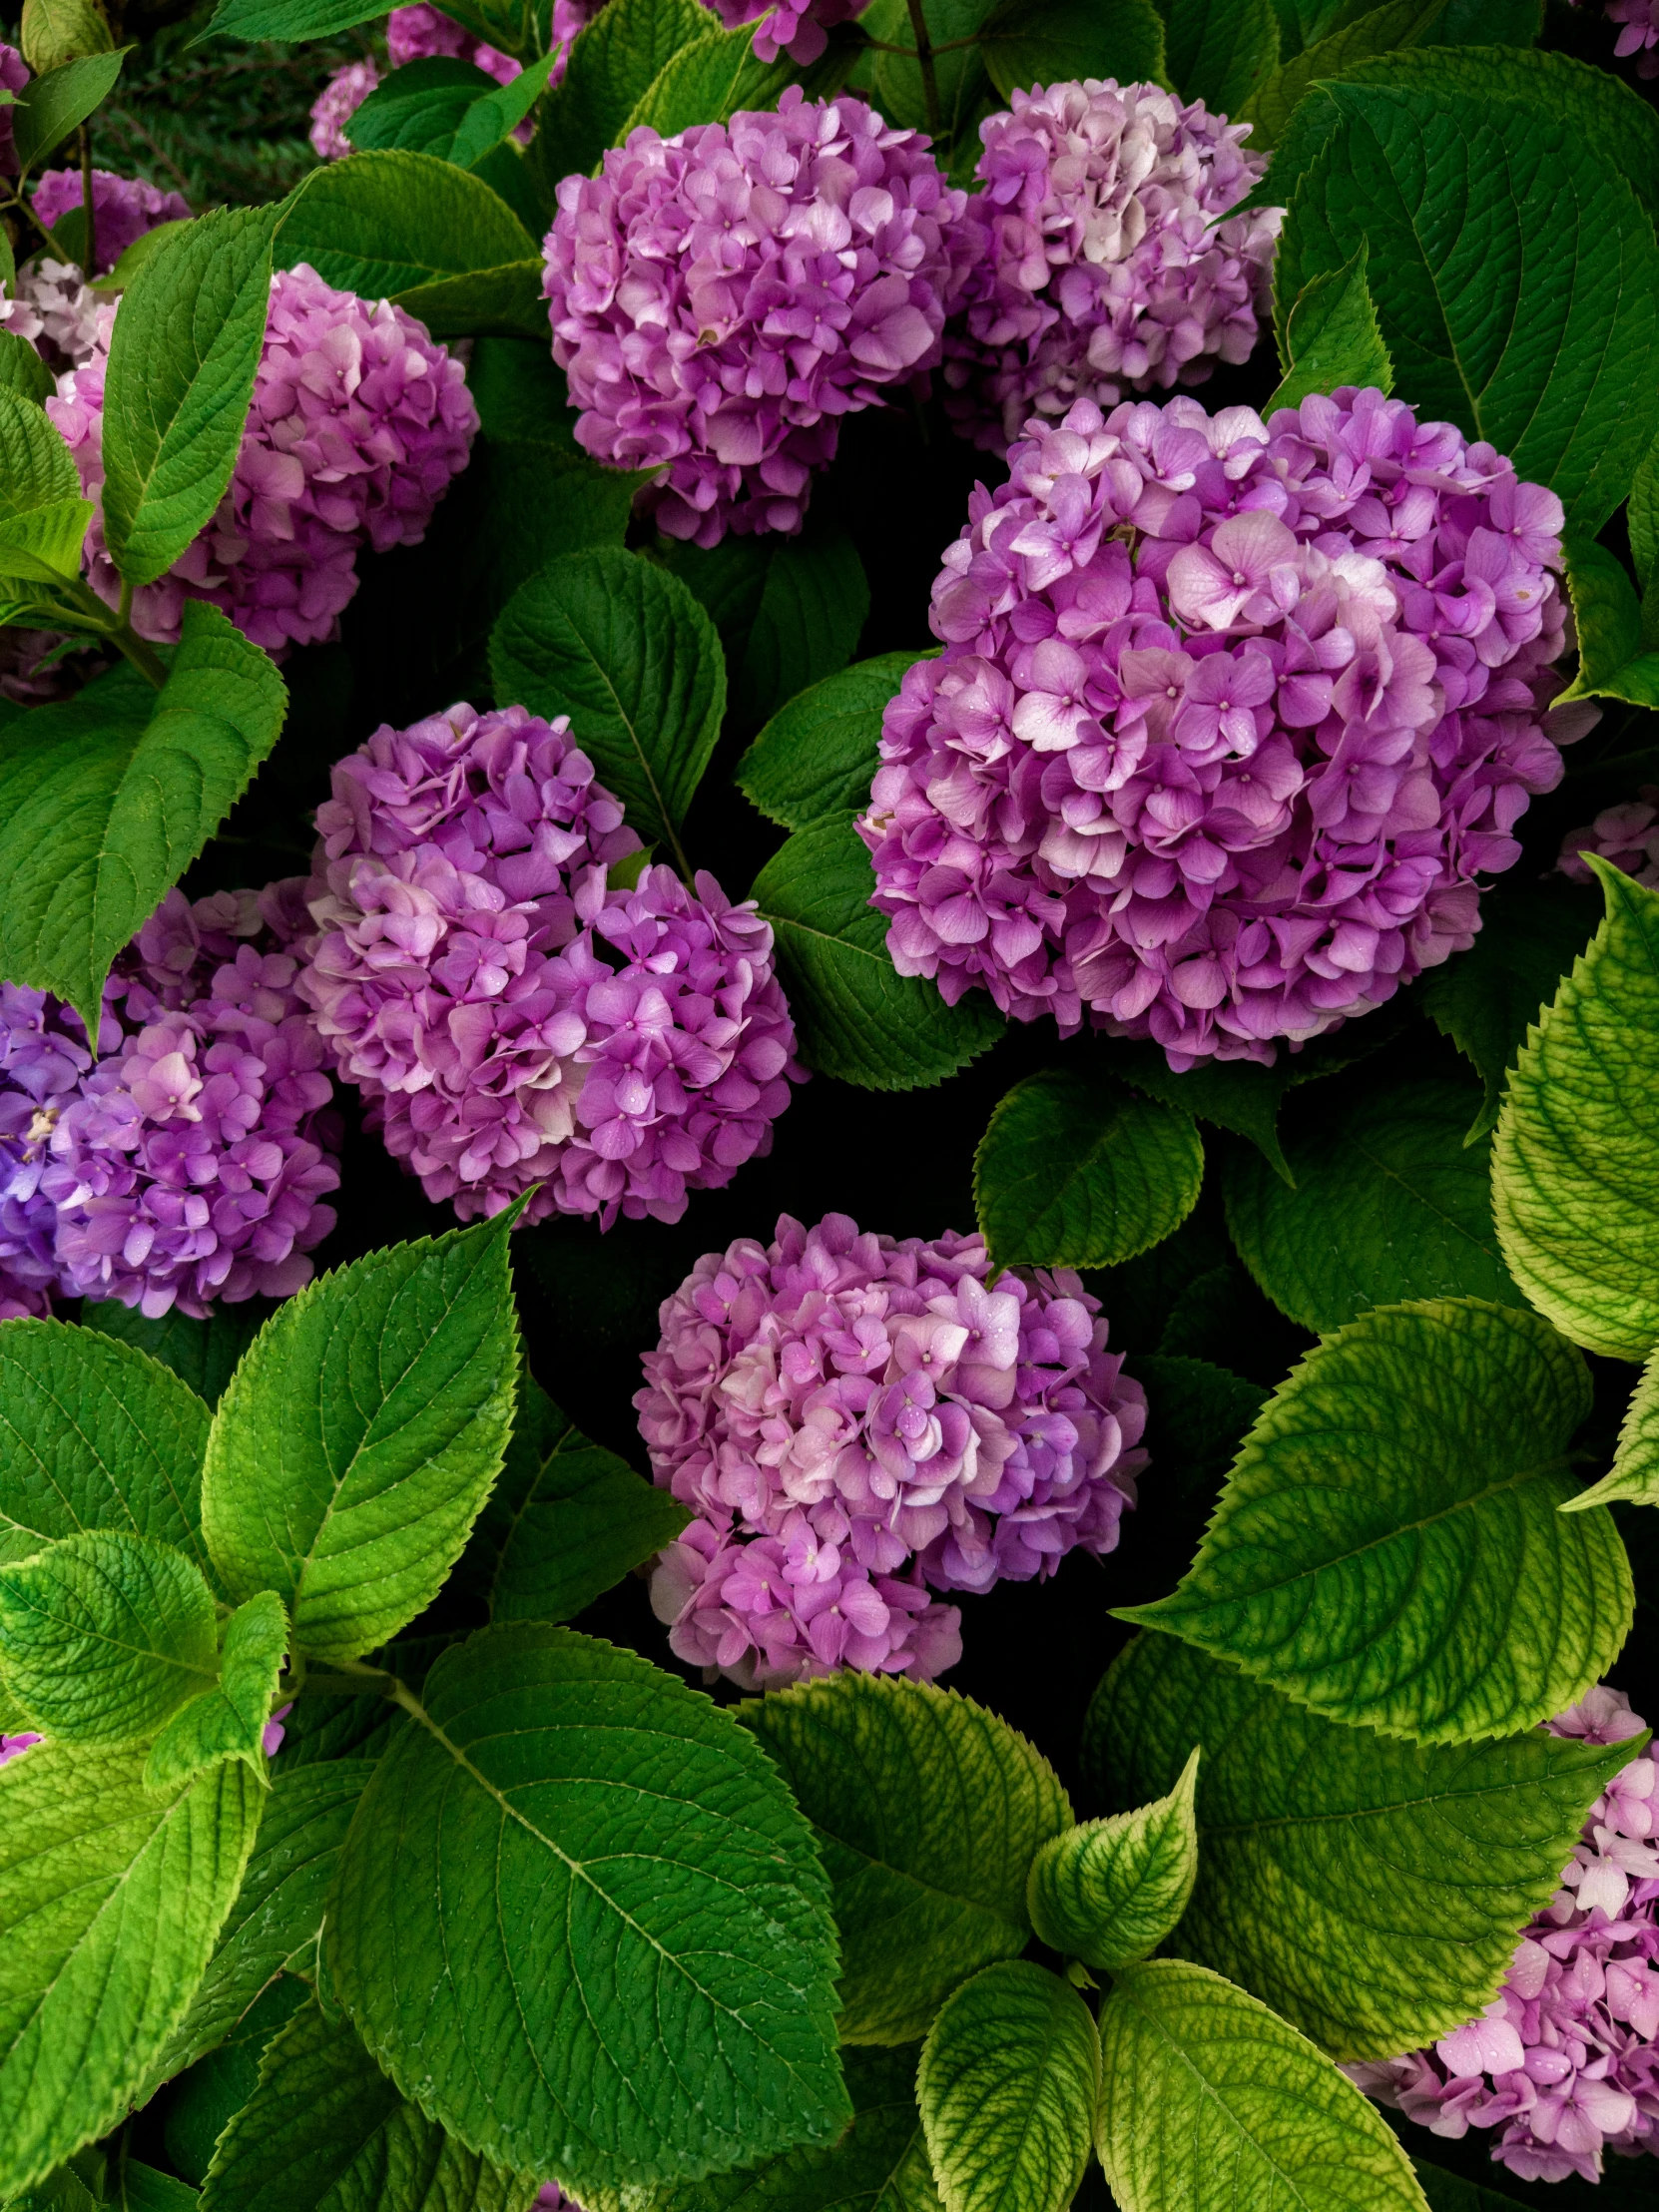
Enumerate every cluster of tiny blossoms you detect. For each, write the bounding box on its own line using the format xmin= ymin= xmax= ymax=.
xmin=50 ymin=264 xmax=476 ymax=654
xmin=860 ymin=387 xmax=1586 ymax=1068
xmin=297 ymin=703 xmax=803 ymax=1228
xmin=0 ymin=887 xmax=340 ymax=1321
xmin=944 ymin=79 xmax=1280 ymax=457
xmin=543 ymin=87 xmax=974 ymax=545
xmin=1558 ymin=786 xmax=1659 ymax=890
xmin=639 ymin=1212 xmax=1147 ymax=1689
xmin=1354 ymin=1688 xmax=1659 ymax=2184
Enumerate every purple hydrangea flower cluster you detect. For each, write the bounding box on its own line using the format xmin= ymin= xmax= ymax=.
xmin=942 ymin=80 xmax=1279 ymax=458
xmin=308 ymin=57 xmax=382 ymax=161
xmin=49 ymin=264 xmax=476 ymax=654
xmin=702 ymin=0 xmax=859 ymax=63
xmin=296 ymin=703 xmax=803 ymax=1227
xmin=639 ymin=1211 xmax=1147 ymax=1690
xmin=1558 ymin=787 xmax=1659 ymax=890
xmin=1353 ymin=1687 xmax=1659 ymax=2185
xmin=859 ymin=387 xmax=1588 ymax=1069
xmin=30 ymin=167 xmax=190 ymax=276
xmin=0 ymin=43 xmax=27 ymax=176
xmin=542 ymin=87 xmax=974 ymax=546
xmin=0 ymin=886 xmax=341 ymax=1321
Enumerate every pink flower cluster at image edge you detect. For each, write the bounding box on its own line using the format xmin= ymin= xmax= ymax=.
xmin=1354 ymin=1687 xmax=1659 ymax=2184
xmin=1558 ymin=786 xmax=1659 ymax=890
xmin=640 ymin=1210 xmax=1146 ymax=1688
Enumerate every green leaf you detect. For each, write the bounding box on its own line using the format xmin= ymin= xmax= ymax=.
xmin=542 ymin=0 xmax=710 ymax=180
xmin=199 ymin=1997 xmax=534 ymax=2212
xmin=0 ymin=1529 xmax=219 ymax=1744
xmin=0 ymin=391 xmax=91 ymax=586
xmin=978 ymin=0 xmax=1166 ymax=105
xmin=751 ymin=815 xmax=1005 ymax=1092
xmin=344 ymin=57 xmax=504 ymax=156
xmin=738 ymin=1671 xmax=1072 ymax=2046
xmin=20 ymin=0 xmax=114 ymax=74
xmin=0 ymin=598 xmax=286 ymax=1039
xmin=489 ymin=547 xmax=726 ymax=875
xmin=1132 ymin=1356 xmax=1268 ymax=1511
xmin=0 ymin=331 xmax=55 ymax=406
xmin=10 ymin=48 xmax=125 ymax=171
xmin=0 ymin=1741 xmax=263 ymax=2197
xmin=1083 ymin=1630 xmax=1636 ymax=2057
xmin=326 ymin=1623 xmax=847 ymax=2192
xmin=137 ymin=1759 xmax=377 ymax=2101
xmin=2 ymin=2158 xmax=105 ymax=2212
xmin=449 ymin=49 xmax=556 ymax=168
xmin=200 ymin=1219 xmax=519 ymax=1666
xmin=731 ymin=527 xmax=870 ymax=733
xmin=1158 ymin=0 xmax=1280 ymax=115
xmin=1274 ymin=82 xmax=1659 ymax=534
xmin=270 ymin=150 xmax=536 ymax=304
xmin=1124 ymin=1298 xmax=1629 ymax=1744
xmin=94 ymin=217 xmax=194 ymax=299
xmin=199 ymin=0 xmax=389 ymax=42
xmin=1026 ymin=1750 xmax=1201 ymax=1970
xmin=737 ymin=652 xmax=920 ymax=832
xmin=453 ymin=1380 xmax=689 ymax=1624
xmin=917 ymin=1962 xmax=1097 ymax=2212
xmin=1240 ymin=0 xmax=1442 ymax=150
xmin=374 ymin=263 xmax=549 ymax=342
xmin=1418 ymin=878 xmax=1602 ymax=1143
xmin=144 ymin=1589 xmax=288 ymax=1792
xmin=79 ymin=1301 xmax=266 ymax=1410
xmin=100 ymin=204 xmax=281 ymax=588
xmin=862 ymin=0 xmax=993 ymax=143
xmin=0 ymin=1319 xmax=213 ymax=1579
xmin=1097 ymin=1959 xmax=1427 ymax=2212
xmin=1406 ymin=2164 xmax=1524 ymax=2212
xmin=1492 ymin=855 xmax=1659 ymax=1363
xmin=621 ymin=23 xmax=793 ymax=138
xmin=1265 ymin=241 xmax=1392 ymax=413
xmin=115 ymin=2163 xmax=200 ymax=2212
xmin=1221 ymin=1073 xmax=1519 ymax=1333
xmin=1557 ymin=537 xmax=1659 ymax=709
xmin=973 ymin=1068 xmax=1204 ymax=1273
xmin=1631 ymin=431 xmax=1659 ymax=599
xmin=164 ymin=1974 xmax=311 ymax=2188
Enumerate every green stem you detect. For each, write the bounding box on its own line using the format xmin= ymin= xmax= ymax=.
xmin=902 ymin=0 xmax=940 ymax=136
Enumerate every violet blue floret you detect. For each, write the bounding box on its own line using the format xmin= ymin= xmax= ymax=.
xmin=1353 ymin=1687 xmax=1659 ymax=2184
xmin=542 ymin=86 xmax=975 ymax=546
xmin=29 ymin=167 xmax=190 ymax=275
xmin=1558 ymin=786 xmax=1659 ymax=890
xmin=944 ymin=79 xmax=1281 ymax=457
xmin=858 ymin=386 xmax=1592 ymax=1069
xmin=49 ymin=264 xmax=477 ymax=655
xmin=0 ymin=984 xmax=106 ymax=1318
xmin=639 ymin=1210 xmax=1147 ymax=1689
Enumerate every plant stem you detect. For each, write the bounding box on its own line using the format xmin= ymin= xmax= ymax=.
xmin=902 ymin=0 xmax=940 ymax=137
xmin=80 ymin=123 xmax=97 ymax=279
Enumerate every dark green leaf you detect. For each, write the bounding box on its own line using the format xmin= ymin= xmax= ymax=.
xmin=0 ymin=389 xmax=91 ymax=586
xmin=163 ymin=1975 xmax=311 ymax=2188
xmin=541 ymin=0 xmax=710 ymax=181
xmin=384 ymin=261 xmax=548 ymax=340
xmin=449 ymin=49 xmax=555 ymax=168
xmin=1158 ymin=0 xmax=1280 ymax=114
xmin=115 ymin=2164 xmax=200 ymax=2212
xmin=1557 ymin=537 xmax=1659 ymax=710
xmin=200 ymin=0 xmax=392 ymax=43
xmin=343 ymin=56 xmax=501 ymax=157
xmin=271 ymin=149 xmax=536 ymax=303
xmin=621 ymin=23 xmax=793 ymax=138
xmin=917 ymin=1963 xmax=1097 ymax=2212
xmin=737 ymin=652 xmax=922 ymax=832
xmin=978 ymin=0 xmax=1166 ymax=105
xmin=79 ymin=1301 xmax=266 ymax=1410
xmin=1026 ymin=1750 xmax=1200 ymax=1970
xmin=11 ymin=48 xmax=125 ymax=170
xmin=1266 ymin=241 xmax=1391 ymax=412
xmin=1131 ymin=1355 xmax=1268 ymax=1511
xmin=1239 ymin=0 xmax=1441 ymax=150
xmin=731 ymin=526 xmax=869 ymax=732
xmin=860 ymin=0 xmax=992 ymax=143
xmin=0 ymin=331 xmax=55 ymax=406
xmin=1631 ymin=431 xmax=1659 ymax=599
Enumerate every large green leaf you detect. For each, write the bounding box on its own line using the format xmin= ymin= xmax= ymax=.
xmin=200 ymin=1219 xmax=519 ymax=1665
xmin=917 ymin=1963 xmax=1097 ymax=2212
xmin=1265 ymin=241 xmax=1392 ymax=413
xmin=80 ymin=1300 xmax=265 ymax=1410
xmin=1025 ymin=1751 xmax=1200 ymax=1971
xmin=270 ymin=150 xmax=536 ymax=304
xmin=116 ymin=2164 xmax=200 ymax=2212
xmin=0 ymin=331 xmax=56 ymax=406
xmin=1274 ymin=82 xmax=1659 ymax=534
xmin=1556 ymin=537 xmax=1659 ymax=710
xmin=163 ymin=1975 xmax=310 ymax=2188
xmin=1083 ymin=1631 xmax=1635 ymax=2057
xmin=1222 ymin=1073 xmax=1518 ymax=1333
xmin=620 ymin=24 xmax=792 ymax=138
xmin=1492 ymin=856 xmax=1659 ymax=1362
xmin=0 ymin=1741 xmax=262 ymax=2196
xmin=0 ymin=1319 xmax=213 ymax=1580
xmin=1097 ymin=1960 xmax=1427 ymax=2212
xmin=732 ymin=528 xmax=870 ymax=733
xmin=1572 ymin=1345 xmax=1659 ymax=1513
xmin=489 ymin=548 xmax=726 ymax=874
xmin=751 ymin=815 xmax=1005 ymax=1091
xmin=1123 ymin=1299 xmax=1628 ymax=1744
xmin=1159 ymin=0 xmax=1280 ymax=114
xmin=144 ymin=1589 xmax=289 ymax=1792
xmin=739 ymin=1672 xmax=1072 ymax=2045
xmin=1240 ymin=0 xmax=1441 ymax=150
xmin=199 ymin=1998 xmax=534 ymax=2212
xmin=10 ymin=48 xmax=125 ymax=171
xmin=541 ymin=0 xmax=710 ymax=180
xmin=201 ymin=0 xmax=402 ymax=43
xmin=0 ymin=602 xmax=286 ymax=1037
xmin=326 ymin=1624 xmax=847 ymax=2192
xmin=0 ymin=390 xmax=91 ymax=587
xmin=344 ymin=56 xmax=505 ymax=158
xmin=978 ymin=0 xmax=1166 ymax=104
xmin=737 ymin=652 xmax=919 ymax=832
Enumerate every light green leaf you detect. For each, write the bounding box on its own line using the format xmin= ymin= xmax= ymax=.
xmin=1083 ymin=1630 xmax=1635 ymax=2057
xmin=0 ymin=1529 xmax=218 ymax=1744
xmin=201 ymin=1219 xmax=519 ymax=1666
xmin=1123 ymin=1299 xmax=1628 ymax=1744
xmin=144 ymin=1589 xmax=288 ymax=1792
xmin=0 ymin=599 xmax=286 ymax=1037
xmin=489 ymin=547 xmax=726 ymax=875
xmin=540 ymin=0 xmax=710 ymax=181
xmin=1275 ymin=83 xmax=1659 ymax=534
xmin=271 ymin=150 xmax=536 ymax=303
xmin=978 ymin=0 xmax=1166 ymax=106
xmin=199 ymin=1997 xmax=534 ymax=2212
xmin=739 ymin=1671 xmax=1072 ymax=2046
xmin=1265 ymin=241 xmax=1391 ymax=413
xmin=0 ymin=391 xmax=91 ymax=585
xmin=1158 ymin=0 xmax=1280 ymax=115
xmin=621 ymin=23 xmax=792 ymax=138
xmin=1097 ymin=1959 xmax=1428 ymax=2212
xmin=2 ymin=2158 xmax=104 ymax=2212
xmin=1026 ymin=1750 xmax=1201 ymax=1970
xmin=1492 ymin=855 xmax=1659 ymax=1363
xmin=0 ymin=331 xmax=55 ymax=406
xmin=10 ymin=48 xmax=125 ymax=171
xmin=1557 ymin=537 xmax=1659 ymax=709
xmin=326 ymin=1623 xmax=847 ymax=2192
xmin=751 ymin=814 xmax=1005 ymax=1092
xmin=79 ymin=1301 xmax=266 ymax=1411
xmin=737 ymin=652 xmax=920 ymax=832
xmin=1240 ymin=0 xmax=1441 ymax=150
xmin=0 ymin=496 xmax=93 ymax=587
xmin=344 ymin=56 xmax=506 ymax=157
xmin=20 ymin=0 xmax=113 ymax=74
xmin=1222 ymin=1073 xmax=1519 ymax=1333
xmin=0 ymin=1741 xmax=262 ymax=2197
xmin=917 ymin=1962 xmax=1097 ymax=2212
xmin=0 ymin=1319 xmax=213 ymax=1579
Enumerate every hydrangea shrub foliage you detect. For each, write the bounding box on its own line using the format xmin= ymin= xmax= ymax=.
xmin=8 ymin=2 xmax=1659 ymax=2211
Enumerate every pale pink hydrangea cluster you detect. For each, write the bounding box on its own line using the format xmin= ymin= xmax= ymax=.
xmin=943 ymin=80 xmax=1280 ymax=457
xmin=859 ymin=387 xmax=1588 ymax=1069
xmin=640 ymin=1212 xmax=1147 ymax=1689
xmin=0 ymin=257 xmax=103 ymax=371
xmin=543 ymin=87 xmax=974 ymax=545
xmin=1558 ymin=787 xmax=1659 ymax=890
xmin=30 ymin=167 xmax=190 ymax=275
xmin=49 ymin=264 xmax=476 ymax=654
xmin=296 ymin=703 xmax=803 ymax=1228
xmin=1354 ymin=1688 xmax=1659 ymax=2185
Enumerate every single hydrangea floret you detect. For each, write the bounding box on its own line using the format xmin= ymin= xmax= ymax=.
xmin=701 ymin=0 xmax=859 ymax=63
xmin=859 ymin=386 xmax=1589 ymax=1068
xmin=639 ymin=1211 xmax=1147 ymax=1689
